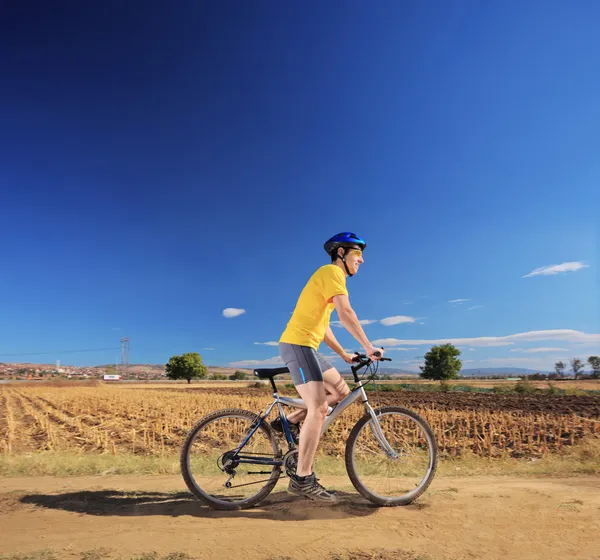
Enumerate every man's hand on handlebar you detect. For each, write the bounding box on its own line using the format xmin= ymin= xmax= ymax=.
xmin=341 ymin=352 xmax=357 ymax=365
xmin=352 ymin=348 xmax=392 ymax=363
xmin=365 ymin=345 xmax=385 ymax=361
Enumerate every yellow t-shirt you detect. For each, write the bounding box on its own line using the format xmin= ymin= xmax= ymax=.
xmin=279 ymin=264 xmax=349 ymax=350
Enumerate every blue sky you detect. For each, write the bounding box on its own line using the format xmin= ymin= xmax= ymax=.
xmin=1 ymin=1 xmax=598 ymax=372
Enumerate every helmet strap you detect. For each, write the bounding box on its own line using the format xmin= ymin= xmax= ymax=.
xmin=337 ymin=247 xmax=353 ymax=278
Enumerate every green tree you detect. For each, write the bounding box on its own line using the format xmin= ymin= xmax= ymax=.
xmin=554 ymin=361 xmax=566 ymax=377
xmin=587 ymin=356 xmax=600 ymax=379
xmin=419 ymin=344 xmax=462 ymax=380
xmin=165 ymin=352 xmax=207 ymax=384
xmin=570 ymin=358 xmax=584 ymax=378
xmin=231 ymin=370 xmax=247 ymax=380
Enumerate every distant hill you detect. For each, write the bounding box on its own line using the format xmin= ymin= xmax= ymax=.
xmin=340 ymin=367 xmax=552 ymax=378
xmin=0 ymin=362 xmax=254 ymax=379
xmin=96 ymin=364 xmax=165 ymax=374
xmin=459 ymin=367 xmax=550 ymax=376
xmin=1 ymin=361 xmax=554 ymax=380
xmin=97 ymin=364 xmax=254 ymax=376
xmin=341 ymin=367 xmax=419 ymax=376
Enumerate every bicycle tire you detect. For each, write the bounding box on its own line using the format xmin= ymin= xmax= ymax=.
xmin=180 ymin=408 xmax=282 ymax=510
xmin=345 ymin=405 xmax=438 ymax=506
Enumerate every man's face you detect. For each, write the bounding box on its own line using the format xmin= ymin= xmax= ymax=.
xmin=340 ymin=245 xmax=364 ymax=275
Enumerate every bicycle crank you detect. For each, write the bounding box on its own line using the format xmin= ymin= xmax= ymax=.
xmin=282 ymin=449 xmax=298 ymax=477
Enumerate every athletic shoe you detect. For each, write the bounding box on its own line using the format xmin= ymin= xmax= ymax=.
xmin=287 ymin=472 xmax=338 ymax=503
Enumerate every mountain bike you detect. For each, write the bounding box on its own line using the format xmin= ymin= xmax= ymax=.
xmin=180 ymin=352 xmax=438 ymax=510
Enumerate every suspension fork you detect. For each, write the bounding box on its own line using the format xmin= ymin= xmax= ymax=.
xmin=359 ymin=386 xmax=398 ymax=459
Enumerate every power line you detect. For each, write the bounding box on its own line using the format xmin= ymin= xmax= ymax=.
xmin=0 ymin=347 xmax=121 ymax=358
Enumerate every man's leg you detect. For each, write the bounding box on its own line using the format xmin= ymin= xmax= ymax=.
xmin=278 ymin=344 xmax=338 ymax=501
xmin=287 ymin=367 xmax=350 ymax=424
xmin=294 ymin=380 xmax=328 ymax=477
xmin=322 ymin=367 xmax=351 ymax=402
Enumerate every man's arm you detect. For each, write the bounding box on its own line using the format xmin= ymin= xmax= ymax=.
xmin=324 ymin=325 xmax=348 ymax=357
xmin=332 ymin=294 xmax=383 ymax=359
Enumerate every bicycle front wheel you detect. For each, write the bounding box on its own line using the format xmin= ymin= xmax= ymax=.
xmin=345 ymin=406 xmax=438 ymax=506
xmin=180 ymin=408 xmax=282 ymax=510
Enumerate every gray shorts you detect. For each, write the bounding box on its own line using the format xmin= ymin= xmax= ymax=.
xmin=279 ymin=342 xmax=334 ymax=386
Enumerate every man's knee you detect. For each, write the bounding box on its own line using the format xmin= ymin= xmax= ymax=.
xmin=308 ymin=400 xmax=329 ymax=420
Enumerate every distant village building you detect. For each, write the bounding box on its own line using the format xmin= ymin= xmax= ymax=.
xmin=103 ymin=374 xmax=122 ymax=381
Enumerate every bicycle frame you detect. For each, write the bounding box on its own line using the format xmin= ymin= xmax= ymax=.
xmin=231 ymin=372 xmax=398 ymax=465
xmin=278 ymin=379 xmax=398 ymax=458
xmin=277 ymin=381 xmax=369 ymax=433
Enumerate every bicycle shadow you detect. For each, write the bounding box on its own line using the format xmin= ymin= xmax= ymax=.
xmin=19 ymin=488 xmax=408 ymax=521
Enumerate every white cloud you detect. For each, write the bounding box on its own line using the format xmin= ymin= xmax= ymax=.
xmin=396 ymin=359 xmax=423 ymax=364
xmin=448 ymin=299 xmax=471 ymax=304
xmin=523 ymin=261 xmax=589 ymax=278
xmin=462 ymin=351 xmax=586 ymax=372
xmin=373 ymin=337 xmax=512 ymax=348
xmin=468 ymin=348 xmax=476 ymax=352
xmin=467 ymin=305 xmax=484 ymax=311
xmin=386 ymin=347 xmax=418 ymax=352
xmin=253 ymin=341 xmax=279 ymax=346
xmin=476 ymin=357 xmax=558 ymax=367
xmin=509 ymin=347 xmax=569 ymax=353
xmin=228 ymin=356 xmax=284 ymax=367
xmin=380 ymin=315 xmax=416 ymax=326
xmin=223 ymin=308 xmax=246 ymax=318
xmin=372 ymin=329 xmax=600 ymax=348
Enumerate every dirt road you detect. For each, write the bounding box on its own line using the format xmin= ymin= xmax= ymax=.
xmin=1 ymin=474 xmax=599 ymax=560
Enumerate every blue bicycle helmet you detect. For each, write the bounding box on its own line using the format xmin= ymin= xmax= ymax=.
xmin=324 ymin=232 xmax=367 ymax=255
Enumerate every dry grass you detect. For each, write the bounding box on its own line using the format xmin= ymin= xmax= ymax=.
xmin=374 ymin=378 xmax=600 ymax=391
xmin=2 ymin=436 xmax=598 ymax=477
xmin=118 ymin=381 xmax=263 ymax=389
xmin=1 ymin=385 xmax=598 ymax=476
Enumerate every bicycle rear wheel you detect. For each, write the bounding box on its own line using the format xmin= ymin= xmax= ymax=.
xmin=345 ymin=406 xmax=438 ymax=506
xmin=180 ymin=408 xmax=282 ymax=510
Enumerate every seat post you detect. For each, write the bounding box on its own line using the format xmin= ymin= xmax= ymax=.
xmin=269 ymin=377 xmax=277 ymax=392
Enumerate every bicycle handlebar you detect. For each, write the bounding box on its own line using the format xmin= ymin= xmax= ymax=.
xmin=352 ymin=351 xmax=392 ymax=363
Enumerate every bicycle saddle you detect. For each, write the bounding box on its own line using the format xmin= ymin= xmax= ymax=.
xmin=253 ymin=367 xmax=290 ymax=379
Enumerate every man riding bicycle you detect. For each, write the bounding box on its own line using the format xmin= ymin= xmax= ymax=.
xmin=275 ymin=232 xmax=384 ymax=502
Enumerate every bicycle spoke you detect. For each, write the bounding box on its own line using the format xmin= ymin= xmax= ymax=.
xmin=347 ymin=407 xmax=437 ymax=505
xmin=181 ymin=410 xmax=281 ymax=509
